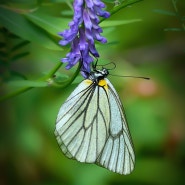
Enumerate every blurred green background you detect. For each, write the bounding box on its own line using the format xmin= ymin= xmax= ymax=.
xmin=0 ymin=0 xmax=185 ymax=185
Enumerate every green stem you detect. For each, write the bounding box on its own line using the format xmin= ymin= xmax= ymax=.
xmin=44 ymin=62 xmax=62 ymax=80
xmin=65 ymin=0 xmax=73 ymax=10
xmin=100 ymin=0 xmax=143 ymax=23
xmin=60 ymin=62 xmax=81 ymax=88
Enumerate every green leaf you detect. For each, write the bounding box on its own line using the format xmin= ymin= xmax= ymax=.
xmin=164 ymin=28 xmax=183 ymax=31
xmin=100 ymin=19 xmax=142 ymax=27
xmin=60 ymin=10 xmax=73 ymax=16
xmin=53 ymin=73 xmax=69 ymax=84
xmin=7 ymin=80 xmax=48 ymax=87
xmin=153 ymin=9 xmax=177 ymax=16
xmin=0 ymin=7 xmax=61 ymax=50
xmin=102 ymin=0 xmax=124 ymax=4
xmin=11 ymin=51 xmax=30 ymax=61
xmin=8 ymin=32 xmax=20 ymax=39
xmin=181 ymin=16 xmax=185 ymax=21
xmin=10 ymin=70 xmax=27 ymax=79
xmin=0 ymin=50 xmax=7 ymax=58
xmin=0 ymin=42 xmax=6 ymax=48
xmin=49 ymin=0 xmax=73 ymax=3
xmin=11 ymin=40 xmax=30 ymax=52
xmin=24 ymin=11 xmax=71 ymax=36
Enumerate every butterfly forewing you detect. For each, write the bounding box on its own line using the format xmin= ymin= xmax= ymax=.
xmin=55 ymin=79 xmax=110 ymax=163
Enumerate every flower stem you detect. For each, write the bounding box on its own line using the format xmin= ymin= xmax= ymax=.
xmin=44 ymin=61 xmax=62 ymax=80
xmin=59 ymin=62 xmax=81 ymax=88
xmin=100 ymin=0 xmax=143 ymax=23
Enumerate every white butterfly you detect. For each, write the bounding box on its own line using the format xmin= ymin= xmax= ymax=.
xmin=55 ymin=68 xmax=135 ymax=175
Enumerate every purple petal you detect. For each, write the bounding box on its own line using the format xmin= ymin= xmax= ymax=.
xmin=83 ymin=9 xmax=93 ymax=30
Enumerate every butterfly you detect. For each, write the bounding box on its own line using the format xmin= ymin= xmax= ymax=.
xmin=55 ymin=67 xmax=135 ymax=175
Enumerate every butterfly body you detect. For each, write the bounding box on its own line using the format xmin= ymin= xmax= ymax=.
xmin=55 ymin=68 xmax=135 ymax=175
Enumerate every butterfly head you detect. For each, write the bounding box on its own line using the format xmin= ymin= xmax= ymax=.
xmin=88 ymin=68 xmax=109 ymax=82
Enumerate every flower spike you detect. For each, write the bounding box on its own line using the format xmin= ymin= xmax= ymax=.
xmin=59 ymin=0 xmax=110 ymax=77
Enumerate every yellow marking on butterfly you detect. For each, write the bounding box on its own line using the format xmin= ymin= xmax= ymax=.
xmin=98 ymin=79 xmax=108 ymax=91
xmin=84 ymin=79 xmax=93 ymax=85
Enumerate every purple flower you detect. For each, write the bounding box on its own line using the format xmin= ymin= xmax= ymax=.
xmin=59 ymin=0 xmax=110 ymax=77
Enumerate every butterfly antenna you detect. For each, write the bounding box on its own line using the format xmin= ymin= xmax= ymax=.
xmin=92 ymin=58 xmax=98 ymax=70
xmin=109 ymin=74 xmax=150 ymax=80
xmin=95 ymin=62 xmax=116 ymax=70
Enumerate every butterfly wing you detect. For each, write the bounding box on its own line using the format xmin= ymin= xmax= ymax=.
xmin=55 ymin=78 xmax=135 ymax=175
xmin=55 ymin=79 xmax=110 ymax=163
xmin=96 ymin=78 xmax=135 ymax=175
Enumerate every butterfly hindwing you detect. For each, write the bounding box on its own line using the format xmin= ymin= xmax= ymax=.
xmin=96 ymin=79 xmax=135 ymax=175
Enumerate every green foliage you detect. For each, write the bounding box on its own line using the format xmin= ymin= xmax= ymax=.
xmin=0 ymin=7 xmax=61 ymax=50
xmin=0 ymin=27 xmax=30 ymax=81
xmin=7 ymin=80 xmax=48 ymax=87
xmin=153 ymin=0 xmax=185 ymax=54
xmin=100 ymin=19 xmax=142 ymax=27
xmin=0 ymin=0 xmax=143 ymax=101
xmin=154 ymin=0 xmax=185 ymax=32
xmin=0 ymin=0 xmax=185 ymax=185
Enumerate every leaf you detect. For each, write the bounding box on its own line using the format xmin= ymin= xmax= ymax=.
xmin=181 ymin=16 xmax=185 ymax=21
xmin=0 ymin=7 xmax=61 ymax=50
xmin=0 ymin=51 xmax=7 ymax=58
xmin=10 ymin=70 xmax=27 ymax=79
xmin=7 ymin=80 xmax=48 ymax=87
xmin=11 ymin=40 xmax=30 ymax=52
xmin=153 ymin=9 xmax=177 ymax=16
xmin=24 ymin=11 xmax=71 ymax=36
xmin=100 ymin=19 xmax=142 ymax=27
xmin=60 ymin=10 xmax=73 ymax=16
xmin=6 ymin=0 xmax=40 ymax=9
xmin=0 ymin=42 xmax=6 ymax=48
xmin=53 ymin=74 xmax=69 ymax=83
xmin=11 ymin=51 xmax=30 ymax=61
xmin=102 ymin=0 xmax=125 ymax=4
xmin=164 ymin=28 xmax=183 ymax=31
